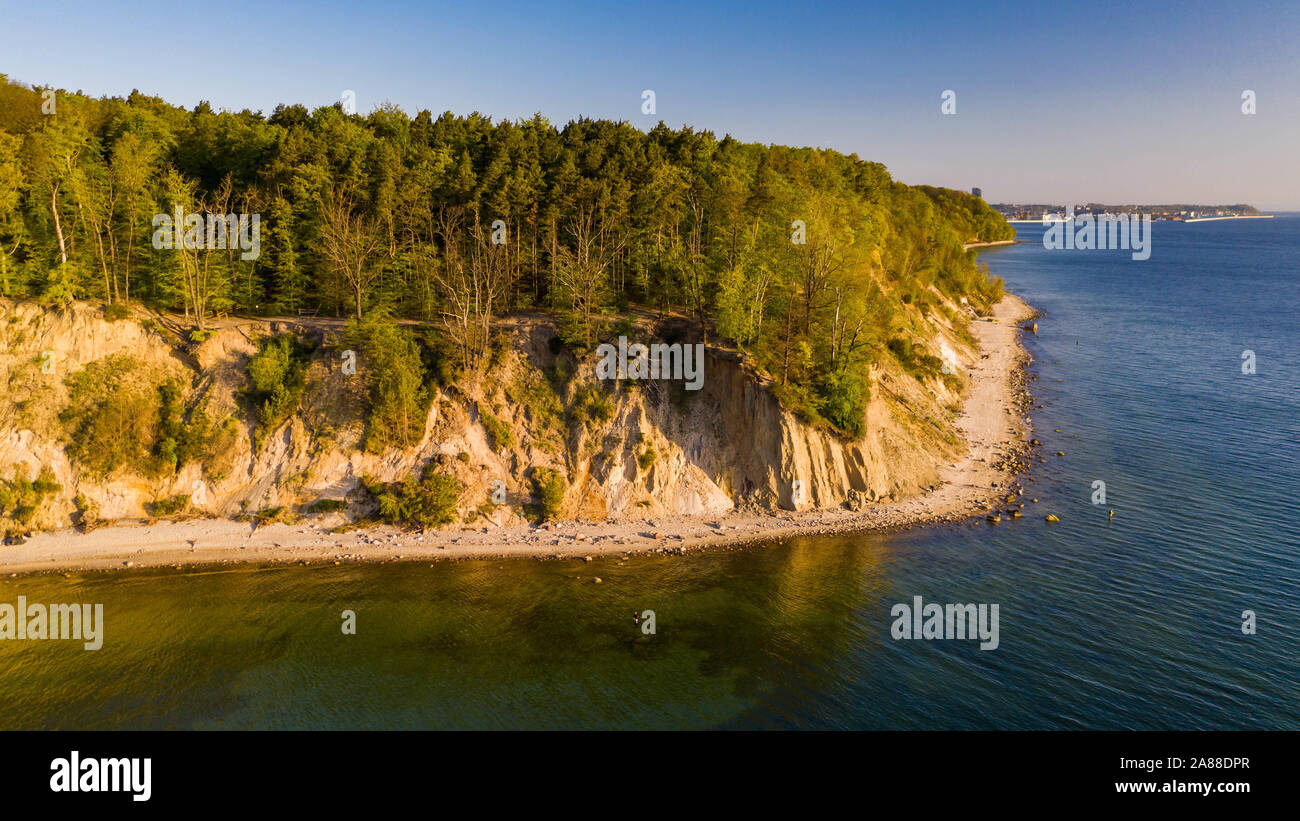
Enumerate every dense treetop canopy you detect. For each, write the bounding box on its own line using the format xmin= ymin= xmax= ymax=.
xmin=0 ymin=74 xmax=1012 ymax=436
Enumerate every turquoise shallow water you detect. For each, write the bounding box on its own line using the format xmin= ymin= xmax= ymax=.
xmin=2 ymin=216 xmax=1297 ymax=729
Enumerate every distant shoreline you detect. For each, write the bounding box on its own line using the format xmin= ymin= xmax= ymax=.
xmin=1006 ymin=215 xmax=1275 ymax=224
xmin=1184 ymin=214 xmax=1275 ymax=223
xmin=0 ymin=295 xmax=1039 ymax=576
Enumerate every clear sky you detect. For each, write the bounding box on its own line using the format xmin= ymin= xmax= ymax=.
xmin=3 ymin=0 xmax=1297 ymax=208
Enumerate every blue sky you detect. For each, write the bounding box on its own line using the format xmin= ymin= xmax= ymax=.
xmin=3 ymin=0 xmax=1297 ymax=208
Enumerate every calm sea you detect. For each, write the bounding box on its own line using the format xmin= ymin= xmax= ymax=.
xmin=3 ymin=216 xmax=1297 ymax=729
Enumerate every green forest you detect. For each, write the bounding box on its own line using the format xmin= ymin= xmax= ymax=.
xmin=0 ymin=74 xmax=1012 ymax=438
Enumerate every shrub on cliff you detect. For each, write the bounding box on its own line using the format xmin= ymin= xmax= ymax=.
xmin=148 ymin=494 xmax=190 ymax=517
xmin=419 ymin=328 xmax=461 ymax=388
xmin=61 ymin=356 xmax=157 ymax=477
xmin=176 ymin=402 xmax=241 ymax=482
xmin=102 ymin=302 xmax=132 ymax=322
xmin=568 ymin=385 xmax=613 ymax=431
xmin=505 ymin=366 xmax=564 ymax=448
xmin=345 ymin=318 xmax=430 ymax=453
xmin=887 ymin=337 xmax=944 ymax=380
xmin=72 ymin=493 xmax=99 ymax=531
xmin=245 ymin=334 xmax=313 ymax=447
xmin=0 ymin=466 xmax=61 ymax=526
xmin=814 ymin=370 xmax=867 ymax=439
xmin=61 ymin=354 xmax=224 ymax=480
xmin=531 ymin=466 xmax=566 ymax=521
xmin=362 ymin=465 xmax=461 ymax=528
xmin=61 ymin=355 xmax=203 ymax=478
xmin=477 ymin=402 xmax=514 ymax=450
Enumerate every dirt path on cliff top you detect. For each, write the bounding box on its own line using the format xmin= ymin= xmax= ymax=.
xmin=2 ymin=294 xmax=1036 ymax=575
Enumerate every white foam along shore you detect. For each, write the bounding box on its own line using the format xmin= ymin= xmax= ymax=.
xmin=0 ymin=294 xmax=1038 ymax=576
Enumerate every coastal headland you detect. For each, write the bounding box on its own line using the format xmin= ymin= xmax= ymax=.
xmin=0 ymin=294 xmax=1037 ymax=575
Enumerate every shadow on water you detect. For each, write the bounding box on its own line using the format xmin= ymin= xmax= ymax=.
xmin=0 ymin=537 xmax=893 ymax=730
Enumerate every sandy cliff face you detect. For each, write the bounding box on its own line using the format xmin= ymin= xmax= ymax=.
xmin=0 ymin=294 xmax=977 ymax=533
xmin=571 ymin=345 xmax=962 ymax=517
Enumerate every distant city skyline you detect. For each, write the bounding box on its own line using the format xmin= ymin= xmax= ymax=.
xmin=2 ymin=0 xmax=1297 ymax=209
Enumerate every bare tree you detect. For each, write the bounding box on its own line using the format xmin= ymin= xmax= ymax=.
xmin=317 ymin=186 xmax=382 ymax=320
xmin=801 ymin=235 xmax=845 ymax=337
xmin=553 ymin=202 xmax=624 ymax=348
xmin=428 ymin=206 xmax=511 ymax=372
xmin=163 ymin=170 xmax=220 ymax=329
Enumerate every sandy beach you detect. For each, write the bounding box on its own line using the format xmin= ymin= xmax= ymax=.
xmin=1 ymin=294 xmax=1037 ymax=576
xmin=963 ymin=239 xmax=1019 ymax=250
